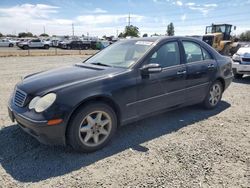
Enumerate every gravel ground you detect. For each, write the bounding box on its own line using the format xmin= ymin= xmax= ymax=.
xmin=0 ymin=56 xmax=249 ymax=188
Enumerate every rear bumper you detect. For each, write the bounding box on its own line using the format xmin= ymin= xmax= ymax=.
xmin=224 ymin=75 xmax=233 ymax=90
xmin=8 ymin=106 xmax=66 ymax=145
xmin=232 ymin=63 xmax=250 ymax=74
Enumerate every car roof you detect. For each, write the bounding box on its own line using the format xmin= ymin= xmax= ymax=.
xmin=124 ymin=36 xmax=203 ymax=44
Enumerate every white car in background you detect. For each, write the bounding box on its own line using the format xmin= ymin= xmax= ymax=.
xmin=232 ymin=46 xmax=250 ymax=79
xmin=0 ymin=39 xmax=15 ymax=47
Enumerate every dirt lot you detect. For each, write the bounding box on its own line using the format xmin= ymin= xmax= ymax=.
xmin=0 ymin=56 xmax=249 ymax=188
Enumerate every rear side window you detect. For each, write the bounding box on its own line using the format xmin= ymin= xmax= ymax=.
xmin=202 ymin=47 xmax=213 ymax=60
xmin=183 ymin=41 xmax=203 ymax=63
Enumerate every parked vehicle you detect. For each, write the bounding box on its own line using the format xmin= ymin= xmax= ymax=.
xmin=59 ymin=40 xmax=91 ymax=50
xmin=0 ymin=39 xmax=15 ymax=47
xmin=202 ymin=24 xmax=240 ymax=56
xmin=232 ymin=46 xmax=250 ymax=78
xmin=17 ymin=39 xmax=50 ymax=50
xmin=8 ymin=37 xmax=233 ymax=152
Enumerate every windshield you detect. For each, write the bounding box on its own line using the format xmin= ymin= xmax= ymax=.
xmin=84 ymin=40 xmax=153 ymax=68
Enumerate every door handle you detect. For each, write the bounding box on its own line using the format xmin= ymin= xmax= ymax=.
xmin=207 ymin=64 xmax=215 ymax=68
xmin=177 ymin=70 xmax=187 ymax=75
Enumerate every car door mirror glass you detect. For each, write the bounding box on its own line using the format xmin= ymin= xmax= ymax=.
xmin=140 ymin=64 xmax=162 ymax=75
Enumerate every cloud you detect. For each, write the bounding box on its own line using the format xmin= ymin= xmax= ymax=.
xmin=0 ymin=3 xmax=145 ymax=36
xmin=90 ymin=8 xmax=108 ymax=14
xmin=176 ymin=1 xmax=183 ymax=6
xmin=185 ymin=2 xmax=218 ymax=15
xmin=181 ymin=14 xmax=186 ymax=21
xmin=0 ymin=4 xmax=59 ymax=19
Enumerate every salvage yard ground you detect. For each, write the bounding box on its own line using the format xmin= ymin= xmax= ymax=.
xmin=0 ymin=56 xmax=249 ymax=187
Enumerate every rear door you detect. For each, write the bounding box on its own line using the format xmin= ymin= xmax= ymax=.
xmin=181 ymin=40 xmax=217 ymax=103
xmin=134 ymin=40 xmax=187 ymax=116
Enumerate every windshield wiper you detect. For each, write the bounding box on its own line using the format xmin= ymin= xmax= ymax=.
xmin=90 ymin=62 xmax=111 ymax=67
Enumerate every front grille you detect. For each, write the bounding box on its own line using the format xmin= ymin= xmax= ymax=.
xmin=242 ymin=58 xmax=250 ymax=62
xmin=14 ymin=89 xmax=27 ymax=107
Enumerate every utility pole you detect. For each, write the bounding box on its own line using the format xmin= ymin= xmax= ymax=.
xmin=43 ymin=26 xmax=46 ymax=34
xmin=128 ymin=13 xmax=131 ymax=26
xmin=72 ymin=23 xmax=75 ymax=36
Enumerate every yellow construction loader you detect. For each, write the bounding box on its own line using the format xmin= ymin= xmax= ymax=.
xmin=202 ymin=24 xmax=240 ymax=56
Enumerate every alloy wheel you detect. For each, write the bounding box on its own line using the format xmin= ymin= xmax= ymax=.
xmin=209 ymin=83 xmax=221 ymax=106
xmin=79 ymin=111 xmax=112 ymax=147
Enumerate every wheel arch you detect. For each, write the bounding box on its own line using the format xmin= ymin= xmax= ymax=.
xmin=215 ymin=77 xmax=225 ymax=91
xmin=65 ymin=95 xmax=121 ymax=140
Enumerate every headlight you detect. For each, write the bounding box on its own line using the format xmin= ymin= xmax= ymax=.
xmin=29 ymin=93 xmax=56 ymax=113
xmin=232 ymin=54 xmax=241 ymax=62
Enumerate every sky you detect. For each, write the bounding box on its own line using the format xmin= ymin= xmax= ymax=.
xmin=0 ymin=0 xmax=249 ymax=37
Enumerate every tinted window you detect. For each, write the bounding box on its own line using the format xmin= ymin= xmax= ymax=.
xmin=149 ymin=41 xmax=180 ymax=68
xmin=183 ymin=41 xmax=203 ymax=63
xmin=202 ymin=47 xmax=213 ymax=60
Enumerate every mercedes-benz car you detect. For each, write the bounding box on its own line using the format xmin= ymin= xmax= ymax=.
xmin=232 ymin=46 xmax=250 ymax=79
xmin=8 ymin=37 xmax=233 ymax=152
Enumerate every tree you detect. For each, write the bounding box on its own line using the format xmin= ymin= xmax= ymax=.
xmin=6 ymin=34 xmax=17 ymax=37
xmin=239 ymin=31 xmax=250 ymax=41
xmin=0 ymin=33 xmax=3 ymax=37
xmin=40 ymin=33 xmax=49 ymax=37
xmin=118 ymin=32 xmax=124 ymax=38
xmin=18 ymin=32 xmax=33 ymax=38
xmin=166 ymin=22 xmax=174 ymax=36
xmin=142 ymin=33 xmax=148 ymax=37
xmin=123 ymin=25 xmax=140 ymax=37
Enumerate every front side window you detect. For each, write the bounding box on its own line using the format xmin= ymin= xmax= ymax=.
xmin=148 ymin=41 xmax=180 ymax=68
xmin=85 ymin=40 xmax=153 ymax=68
xmin=183 ymin=41 xmax=203 ymax=63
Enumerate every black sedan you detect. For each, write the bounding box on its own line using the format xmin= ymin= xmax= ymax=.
xmin=8 ymin=37 xmax=233 ymax=152
xmin=59 ymin=40 xmax=91 ymax=50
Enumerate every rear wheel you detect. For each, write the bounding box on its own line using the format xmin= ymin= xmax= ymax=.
xmin=67 ymin=102 xmax=117 ymax=152
xmin=44 ymin=45 xmax=49 ymax=49
xmin=234 ymin=73 xmax=243 ymax=79
xmin=203 ymin=81 xmax=223 ymax=109
xmin=9 ymin=43 xmax=14 ymax=47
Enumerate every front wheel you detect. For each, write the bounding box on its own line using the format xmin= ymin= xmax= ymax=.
xmin=67 ymin=102 xmax=117 ymax=152
xmin=203 ymin=81 xmax=223 ymax=109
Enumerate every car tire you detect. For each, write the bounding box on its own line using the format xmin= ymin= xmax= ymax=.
xmin=44 ymin=45 xmax=49 ymax=49
xmin=9 ymin=43 xmax=14 ymax=47
xmin=23 ymin=45 xmax=29 ymax=50
xmin=234 ymin=73 xmax=243 ymax=79
xmin=67 ymin=45 xmax=71 ymax=50
xmin=67 ymin=102 xmax=117 ymax=152
xmin=203 ymin=81 xmax=223 ymax=109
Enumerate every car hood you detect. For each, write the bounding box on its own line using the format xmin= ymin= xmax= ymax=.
xmin=18 ymin=63 xmax=125 ymax=95
xmin=236 ymin=47 xmax=250 ymax=57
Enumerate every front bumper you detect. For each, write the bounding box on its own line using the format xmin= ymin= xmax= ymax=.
xmin=8 ymin=106 xmax=66 ymax=145
xmin=232 ymin=63 xmax=250 ymax=74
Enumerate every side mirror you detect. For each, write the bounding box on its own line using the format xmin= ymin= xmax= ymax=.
xmin=140 ymin=63 xmax=162 ymax=75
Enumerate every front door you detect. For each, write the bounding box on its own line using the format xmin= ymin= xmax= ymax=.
xmin=134 ymin=41 xmax=187 ymax=116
